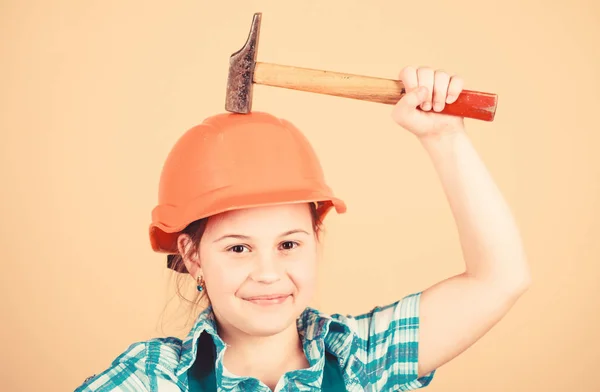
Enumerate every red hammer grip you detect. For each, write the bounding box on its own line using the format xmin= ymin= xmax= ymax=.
xmin=431 ymin=89 xmax=497 ymax=122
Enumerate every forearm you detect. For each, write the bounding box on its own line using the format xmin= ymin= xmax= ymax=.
xmin=419 ymin=128 xmax=530 ymax=291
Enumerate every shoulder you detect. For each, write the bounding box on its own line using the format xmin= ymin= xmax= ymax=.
xmin=330 ymin=292 xmax=423 ymax=336
xmin=301 ymin=292 xmax=423 ymax=341
xmin=75 ymin=337 xmax=184 ymax=392
xmin=333 ymin=293 xmax=435 ymax=389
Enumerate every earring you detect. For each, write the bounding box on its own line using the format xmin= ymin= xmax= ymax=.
xmin=196 ymin=275 xmax=204 ymax=292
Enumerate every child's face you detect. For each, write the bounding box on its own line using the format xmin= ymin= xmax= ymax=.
xmin=199 ymin=203 xmax=319 ymax=337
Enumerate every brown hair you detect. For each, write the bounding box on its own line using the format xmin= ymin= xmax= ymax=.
xmin=166 ymin=202 xmax=326 ymax=324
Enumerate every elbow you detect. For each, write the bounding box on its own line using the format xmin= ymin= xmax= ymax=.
xmin=509 ymin=271 xmax=531 ymax=297
xmin=497 ymin=264 xmax=532 ymax=300
xmin=519 ymin=267 xmax=533 ymax=291
xmin=474 ymin=269 xmax=531 ymax=311
xmin=471 ymin=260 xmax=532 ymax=299
xmin=509 ymin=254 xmax=532 ymax=295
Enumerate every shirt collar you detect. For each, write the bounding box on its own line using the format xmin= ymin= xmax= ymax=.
xmin=176 ymin=305 xmax=355 ymax=388
xmin=177 ymin=305 xmax=221 ymax=377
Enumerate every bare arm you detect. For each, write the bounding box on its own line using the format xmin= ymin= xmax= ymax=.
xmin=416 ymin=129 xmax=531 ymax=377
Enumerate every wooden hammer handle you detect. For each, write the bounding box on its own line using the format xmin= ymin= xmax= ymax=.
xmin=253 ymin=62 xmax=497 ymax=121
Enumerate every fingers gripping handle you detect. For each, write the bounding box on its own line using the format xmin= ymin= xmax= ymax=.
xmin=435 ymin=90 xmax=497 ymax=122
xmin=253 ymin=62 xmax=497 ymax=121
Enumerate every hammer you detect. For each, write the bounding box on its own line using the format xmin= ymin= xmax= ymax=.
xmin=226 ymin=13 xmax=497 ymax=121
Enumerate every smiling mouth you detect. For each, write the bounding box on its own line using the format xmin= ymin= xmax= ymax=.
xmin=243 ymin=294 xmax=291 ymax=305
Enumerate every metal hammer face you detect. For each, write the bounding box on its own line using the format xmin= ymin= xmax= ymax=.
xmin=225 ymin=13 xmax=262 ymax=114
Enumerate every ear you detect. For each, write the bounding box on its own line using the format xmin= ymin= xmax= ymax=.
xmin=177 ymin=233 xmax=202 ymax=277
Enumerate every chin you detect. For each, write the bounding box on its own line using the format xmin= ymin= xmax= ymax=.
xmin=242 ymin=322 xmax=292 ymax=337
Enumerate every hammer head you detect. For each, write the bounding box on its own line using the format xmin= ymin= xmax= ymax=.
xmin=225 ymin=13 xmax=262 ymax=114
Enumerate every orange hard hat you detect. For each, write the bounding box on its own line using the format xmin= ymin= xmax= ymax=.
xmin=149 ymin=111 xmax=346 ymax=255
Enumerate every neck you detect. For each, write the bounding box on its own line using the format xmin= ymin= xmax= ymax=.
xmin=219 ymin=322 xmax=308 ymax=378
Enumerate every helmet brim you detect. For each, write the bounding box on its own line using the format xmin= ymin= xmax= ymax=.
xmin=149 ymin=187 xmax=346 ymax=256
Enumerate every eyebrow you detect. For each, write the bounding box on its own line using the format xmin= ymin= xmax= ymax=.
xmin=213 ymin=229 xmax=310 ymax=243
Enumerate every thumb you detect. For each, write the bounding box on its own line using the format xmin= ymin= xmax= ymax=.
xmin=391 ymin=85 xmax=431 ymax=131
xmin=397 ymin=85 xmax=429 ymax=110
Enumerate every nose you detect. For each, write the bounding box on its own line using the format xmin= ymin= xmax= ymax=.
xmin=249 ymin=251 xmax=282 ymax=284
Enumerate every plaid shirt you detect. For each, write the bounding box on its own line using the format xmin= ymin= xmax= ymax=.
xmin=75 ymin=292 xmax=435 ymax=391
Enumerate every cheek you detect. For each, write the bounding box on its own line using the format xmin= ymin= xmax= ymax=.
xmin=200 ymin=253 xmax=249 ymax=296
xmin=207 ymin=267 xmax=243 ymax=294
xmin=288 ymin=252 xmax=318 ymax=291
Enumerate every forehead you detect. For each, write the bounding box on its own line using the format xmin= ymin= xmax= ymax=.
xmin=205 ymin=203 xmax=313 ymax=235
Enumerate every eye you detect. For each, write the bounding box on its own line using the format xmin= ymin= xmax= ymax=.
xmin=227 ymin=245 xmax=250 ymax=253
xmin=280 ymin=241 xmax=299 ymax=251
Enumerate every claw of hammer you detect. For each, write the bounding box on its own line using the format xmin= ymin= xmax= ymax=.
xmin=225 ymin=13 xmax=262 ymax=114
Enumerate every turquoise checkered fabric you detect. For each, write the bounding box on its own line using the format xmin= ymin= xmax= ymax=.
xmin=75 ymin=292 xmax=435 ymax=391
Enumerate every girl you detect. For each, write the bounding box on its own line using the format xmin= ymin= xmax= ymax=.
xmin=76 ymin=66 xmax=530 ymax=391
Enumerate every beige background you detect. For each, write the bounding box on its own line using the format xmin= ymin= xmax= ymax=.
xmin=2 ymin=1 xmax=599 ymax=391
